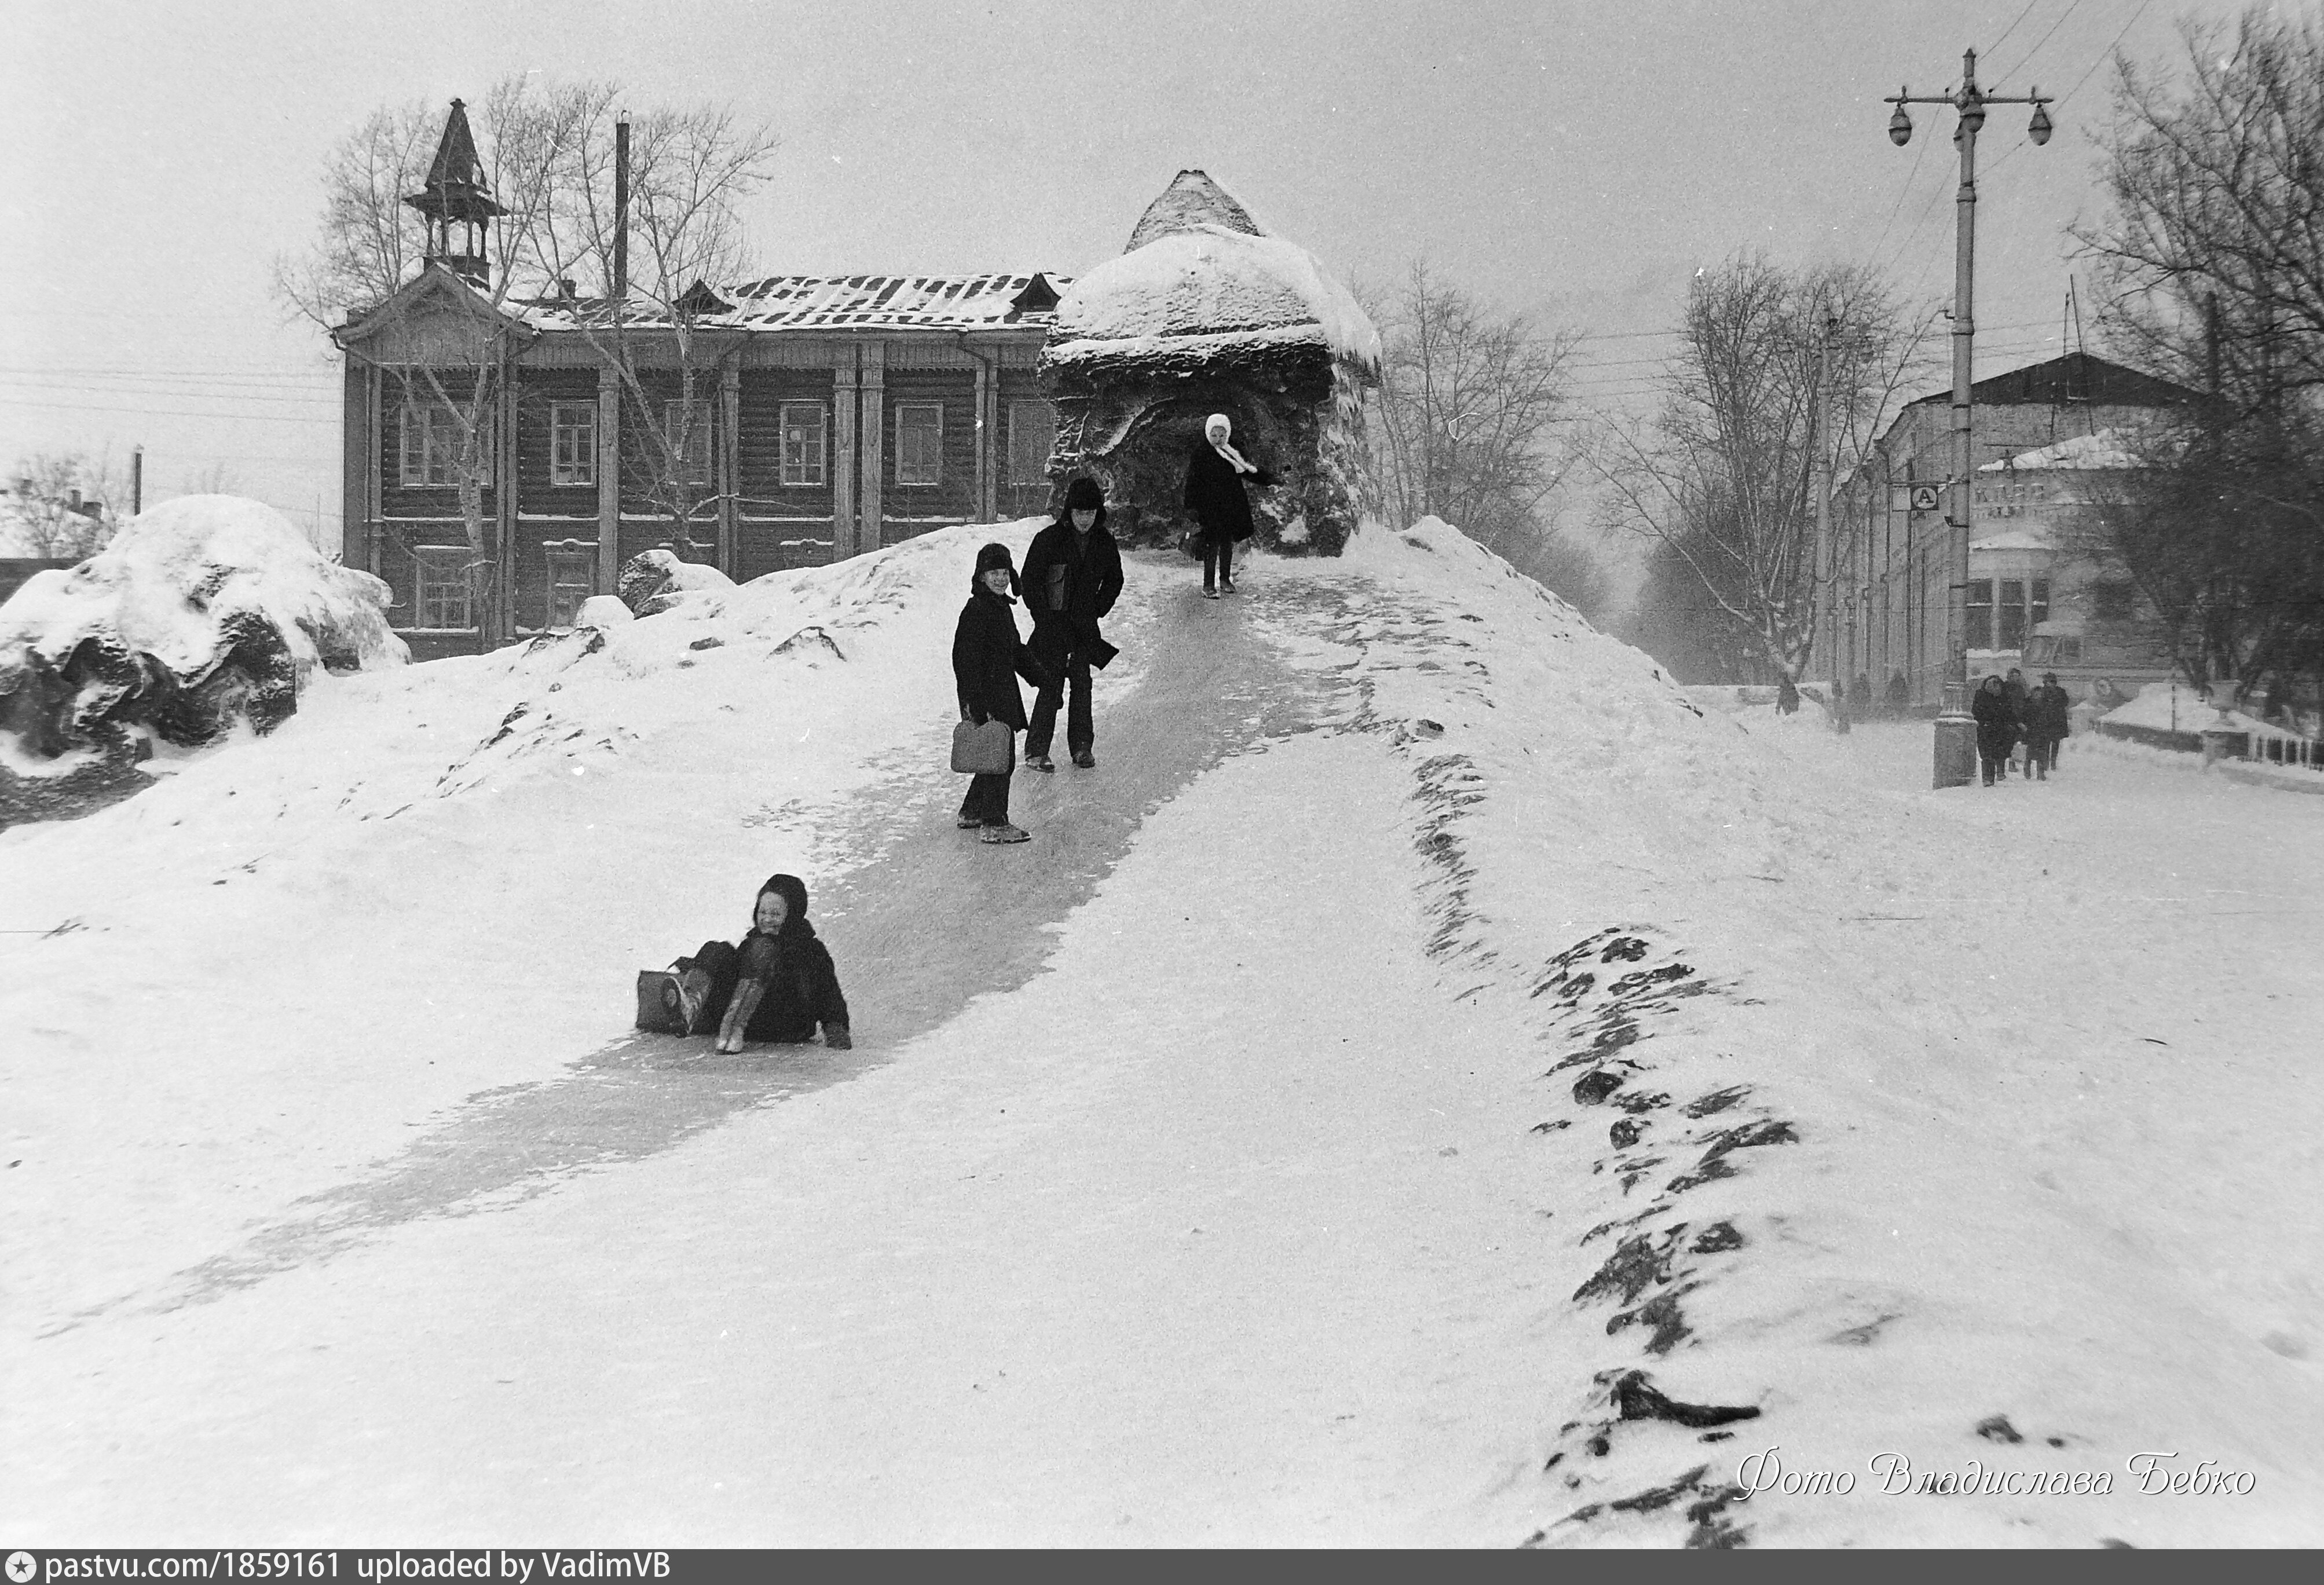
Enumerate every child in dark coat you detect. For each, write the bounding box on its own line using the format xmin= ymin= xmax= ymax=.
xmin=951 ymin=542 xmax=1047 ymax=844
xmin=685 ymin=873 xmax=851 ymax=1054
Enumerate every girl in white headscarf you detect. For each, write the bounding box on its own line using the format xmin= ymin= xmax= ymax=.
xmin=1182 ymin=412 xmax=1274 ymax=598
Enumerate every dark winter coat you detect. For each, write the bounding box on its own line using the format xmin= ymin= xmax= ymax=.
xmin=952 ymin=584 xmax=1046 ymax=731
xmin=2029 ymin=682 xmax=2070 ymax=741
xmin=1971 ymin=680 xmax=2019 ymax=758
xmin=711 ymin=920 xmax=849 ymax=1044
xmin=1183 ymin=440 xmax=1275 ymax=543
xmin=691 ymin=875 xmax=849 ymax=1045
xmin=1020 ymin=517 xmax=1125 ymax=671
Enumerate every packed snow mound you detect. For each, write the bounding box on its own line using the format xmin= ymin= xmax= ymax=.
xmin=0 ymin=495 xmax=403 ymax=755
xmin=2102 ymin=679 xmax=2293 ymax=738
xmin=1049 ymin=226 xmax=1381 ymax=373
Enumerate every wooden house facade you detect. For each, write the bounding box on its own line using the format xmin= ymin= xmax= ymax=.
xmin=334 ymin=268 xmax=1067 ymax=658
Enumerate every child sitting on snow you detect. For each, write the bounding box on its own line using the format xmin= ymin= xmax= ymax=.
xmin=679 ymin=873 xmax=852 ymax=1054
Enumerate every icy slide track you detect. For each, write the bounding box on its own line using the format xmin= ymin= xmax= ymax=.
xmin=5 ymin=521 xmax=2320 ymax=1546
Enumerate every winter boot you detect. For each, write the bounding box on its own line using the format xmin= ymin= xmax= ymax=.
xmin=956 ymin=813 xmax=983 ymax=829
xmin=1071 ymin=749 xmax=1096 ymax=768
xmin=1026 ymin=753 xmax=1056 ymax=773
xmin=715 ymin=979 xmax=766 ymax=1054
xmin=675 ymin=964 xmax=714 ymax=1035
xmin=980 ymin=823 xmax=1031 ymax=844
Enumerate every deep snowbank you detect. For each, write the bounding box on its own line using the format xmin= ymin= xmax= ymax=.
xmin=3 ymin=512 xmax=2317 ymax=1547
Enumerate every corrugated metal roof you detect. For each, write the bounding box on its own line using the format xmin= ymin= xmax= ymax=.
xmin=533 ymin=272 xmax=1070 ymax=332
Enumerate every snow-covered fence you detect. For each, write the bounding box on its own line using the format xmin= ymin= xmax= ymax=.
xmin=2246 ymin=732 xmax=2323 ymax=773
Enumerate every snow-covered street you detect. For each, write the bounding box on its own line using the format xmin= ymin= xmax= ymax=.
xmin=4 ymin=522 xmax=2320 ymax=1546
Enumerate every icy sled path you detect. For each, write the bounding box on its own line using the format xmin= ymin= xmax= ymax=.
xmin=6 ymin=704 xmax=1562 ymax=1546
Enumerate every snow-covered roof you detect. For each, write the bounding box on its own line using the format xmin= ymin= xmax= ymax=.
xmin=1978 ymin=428 xmax=2140 ymax=473
xmin=522 ymin=273 xmax=1070 ymax=334
xmin=1970 ymin=525 xmax=2061 ymax=552
xmin=1046 ymin=172 xmax=1380 ymax=375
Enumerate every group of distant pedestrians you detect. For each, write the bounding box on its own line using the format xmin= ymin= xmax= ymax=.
xmin=1971 ymin=667 xmax=2071 ymax=786
xmin=950 ymin=414 xmax=1269 ymax=844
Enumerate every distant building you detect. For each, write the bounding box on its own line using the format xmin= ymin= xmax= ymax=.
xmin=332 ymin=100 xmax=1067 ymax=657
xmin=1811 ymin=352 xmax=2201 ymax=707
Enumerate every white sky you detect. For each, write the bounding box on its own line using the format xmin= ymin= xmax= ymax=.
xmin=0 ymin=0 xmax=2249 ymax=547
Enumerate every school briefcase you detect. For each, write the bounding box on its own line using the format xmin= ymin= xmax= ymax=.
xmin=951 ymin=718 xmax=1014 ymax=775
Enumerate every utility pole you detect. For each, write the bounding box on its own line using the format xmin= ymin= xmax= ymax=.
xmin=130 ymin=444 xmax=142 ymax=517
xmin=1887 ymin=49 xmax=2052 ymax=788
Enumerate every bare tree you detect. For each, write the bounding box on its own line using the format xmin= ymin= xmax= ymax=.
xmin=518 ymin=97 xmax=778 ymax=557
xmin=1591 ymin=254 xmax=1930 ymax=682
xmin=1360 ymin=262 xmax=1606 ymax=614
xmin=2073 ymin=7 xmax=2324 ymax=707
xmin=277 ymin=79 xmax=775 ymax=632
xmin=3 ymin=450 xmax=129 ymax=558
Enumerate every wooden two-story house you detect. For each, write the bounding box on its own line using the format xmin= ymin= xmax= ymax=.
xmin=333 ymin=107 xmax=1067 ymax=657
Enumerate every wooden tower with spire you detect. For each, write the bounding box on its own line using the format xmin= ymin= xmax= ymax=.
xmin=404 ymin=98 xmax=504 ymax=285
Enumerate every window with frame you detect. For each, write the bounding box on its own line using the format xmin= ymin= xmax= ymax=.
xmin=550 ymin=402 xmax=596 ymax=487
xmin=1965 ymin=578 xmax=1994 ymax=650
xmin=398 ymin=401 xmax=486 ymax=488
xmin=1008 ymin=400 xmax=1055 ymax=486
xmin=546 ymin=550 xmax=595 ymax=629
xmin=2030 ymin=578 xmax=2050 ymax=629
xmin=1999 ymin=579 xmax=2027 ymax=650
xmin=413 ymin=547 xmax=474 ymax=628
xmin=779 ymin=402 xmax=828 ymax=488
xmin=661 ymin=400 xmax=714 ymax=486
xmin=895 ymin=403 xmax=944 ymax=486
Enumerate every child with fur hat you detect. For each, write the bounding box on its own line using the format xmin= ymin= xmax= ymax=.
xmin=1018 ymin=477 xmax=1125 ymax=771
xmin=951 ymin=541 xmax=1048 ymax=843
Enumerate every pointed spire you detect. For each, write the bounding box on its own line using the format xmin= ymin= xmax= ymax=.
xmin=404 ymin=99 xmax=505 ymax=285
xmin=1125 ymin=170 xmax=1264 ymax=254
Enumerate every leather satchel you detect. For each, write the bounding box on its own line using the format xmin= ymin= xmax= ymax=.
xmin=635 ymin=961 xmax=712 ymax=1035
xmin=951 ymin=717 xmax=1014 ymax=775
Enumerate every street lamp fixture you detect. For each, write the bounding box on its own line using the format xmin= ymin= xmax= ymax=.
xmin=1879 ymin=47 xmax=2054 ymax=788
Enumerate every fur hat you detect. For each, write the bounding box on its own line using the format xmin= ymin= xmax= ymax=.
xmin=972 ymin=541 xmax=1020 ymax=598
xmin=1065 ymin=477 xmax=1105 ymax=512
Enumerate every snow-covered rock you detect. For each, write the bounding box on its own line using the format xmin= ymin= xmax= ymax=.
xmin=0 ymin=495 xmax=403 ymax=757
xmin=618 ymin=548 xmax=737 ymax=617
xmin=1048 ymin=171 xmax=1379 ymax=375
xmin=576 ymin=594 xmax=633 ymax=629
xmin=1041 ymin=171 xmax=1377 ymax=557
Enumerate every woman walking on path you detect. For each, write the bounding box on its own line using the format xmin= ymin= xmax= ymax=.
xmin=1971 ymin=674 xmax=2018 ymax=787
xmin=685 ymin=873 xmax=852 ymax=1055
xmin=1183 ymin=412 xmax=1273 ymax=599
xmin=2004 ymin=668 xmax=2034 ymax=776
xmin=951 ymin=541 xmax=1046 ymax=844
xmin=2027 ymin=671 xmax=2071 ymax=778
xmin=1020 ymin=477 xmax=1125 ymax=772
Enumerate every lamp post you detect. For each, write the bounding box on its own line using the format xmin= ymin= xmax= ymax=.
xmin=1887 ymin=49 xmax=2051 ymax=788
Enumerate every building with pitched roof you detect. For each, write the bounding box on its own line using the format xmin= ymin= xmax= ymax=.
xmin=333 ymin=105 xmax=1070 ymax=654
